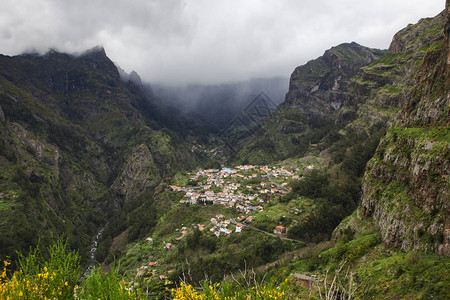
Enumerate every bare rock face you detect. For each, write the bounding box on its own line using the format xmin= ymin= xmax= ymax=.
xmin=400 ymin=10 xmax=450 ymax=128
xmin=112 ymin=144 xmax=160 ymax=202
xmin=362 ymin=129 xmax=449 ymax=255
xmin=9 ymin=122 xmax=60 ymax=172
xmin=362 ymin=5 xmax=450 ymax=256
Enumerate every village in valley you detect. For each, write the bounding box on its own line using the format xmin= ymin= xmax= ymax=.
xmin=169 ymin=164 xmax=315 ymax=238
xmin=127 ymin=163 xmax=318 ymax=282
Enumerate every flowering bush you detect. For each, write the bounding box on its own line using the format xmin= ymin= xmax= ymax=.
xmin=0 ymin=239 xmax=139 ymax=299
xmin=1 ymin=239 xmax=292 ymax=299
xmin=171 ymin=280 xmax=289 ymax=300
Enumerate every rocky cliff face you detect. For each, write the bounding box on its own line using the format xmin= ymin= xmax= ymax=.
xmin=281 ymin=42 xmax=385 ymax=133
xmin=111 ymin=143 xmax=159 ymax=202
xmin=361 ymin=5 xmax=449 ymax=256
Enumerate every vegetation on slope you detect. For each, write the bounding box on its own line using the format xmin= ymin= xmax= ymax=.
xmin=0 ymin=47 xmax=200 ymax=265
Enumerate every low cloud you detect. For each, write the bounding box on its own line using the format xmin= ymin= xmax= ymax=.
xmin=0 ymin=0 xmax=444 ymax=84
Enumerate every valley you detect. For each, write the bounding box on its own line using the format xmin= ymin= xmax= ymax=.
xmin=0 ymin=1 xmax=449 ymax=299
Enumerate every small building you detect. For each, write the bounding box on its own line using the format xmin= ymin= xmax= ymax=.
xmin=294 ymin=273 xmax=316 ymax=289
xmin=165 ymin=243 xmax=176 ymax=250
xmin=245 ymin=216 xmax=254 ymax=224
xmin=274 ymin=225 xmax=287 ymax=235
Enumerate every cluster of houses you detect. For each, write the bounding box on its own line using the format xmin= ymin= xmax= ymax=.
xmin=135 ymin=259 xmax=175 ymax=281
xmin=133 ymin=165 xmax=318 ymax=283
xmin=209 ymin=214 xmax=254 ymax=237
xmin=170 ymin=164 xmax=308 ymax=213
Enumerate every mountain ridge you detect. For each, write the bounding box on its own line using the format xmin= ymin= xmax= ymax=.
xmin=0 ymin=46 xmax=199 ymax=261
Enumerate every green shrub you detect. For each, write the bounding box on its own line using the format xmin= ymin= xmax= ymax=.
xmin=1 ymin=238 xmax=80 ymax=299
xmin=78 ymin=265 xmax=139 ymax=299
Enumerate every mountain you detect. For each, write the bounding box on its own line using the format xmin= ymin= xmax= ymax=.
xmin=206 ymin=5 xmax=448 ymax=298
xmin=231 ymin=43 xmax=386 ymax=165
xmin=109 ymin=6 xmax=448 ymax=297
xmin=282 ymin=42 xmax=385 ymax=128
xmin=0 ymin=47 xmax=199 ymax=261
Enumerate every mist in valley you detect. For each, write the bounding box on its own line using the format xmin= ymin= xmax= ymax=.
xmin=150 ymin=77 xmax=289 ymax=131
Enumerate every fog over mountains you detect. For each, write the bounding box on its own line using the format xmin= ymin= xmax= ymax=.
xmin=151 ymin=77 xmax=289 ymax=130
xmin=0 ymin=0 xmax=444 ymax=84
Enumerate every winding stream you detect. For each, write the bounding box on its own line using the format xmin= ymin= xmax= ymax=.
xmin=81 ymin=227 xmax=104 ymax=280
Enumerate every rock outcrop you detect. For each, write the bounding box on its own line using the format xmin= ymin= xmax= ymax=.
xmin=281 ymin=42 xmax=385 ymax=133
xmin=112 ymin=144 xmax=159 ymax=202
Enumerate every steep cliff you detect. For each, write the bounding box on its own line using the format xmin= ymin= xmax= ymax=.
xmin=234 ymin=43 xmax=385 ymax=164
xmin=283 ymin=42 xmax=385 ymax=129
xmin=234 ymin=15 xmax=443 ymax=166
xmin=361 ymin=5 xmax=449 ymax=256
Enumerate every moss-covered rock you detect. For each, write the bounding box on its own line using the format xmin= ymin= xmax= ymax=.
xmin=361 ymin=5 xmax=450 ymax=256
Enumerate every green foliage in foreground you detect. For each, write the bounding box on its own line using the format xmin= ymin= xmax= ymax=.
xmin=269 ymin=231 xmax=450 ymax=300
xmin=0 ymin=238 xmax=138 ymax=299
xmin=171 ymin=280 xmax=291 ymax=300
xmin=2 ymin=234 xmax=449 ymax=299
xmin=0 ymin=238 xmax=296 ymax=299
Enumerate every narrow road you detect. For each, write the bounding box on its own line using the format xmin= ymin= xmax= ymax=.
xmin=248 ymin=226 xmax=303 ymax=243
xmin=264 ymin=174 xmax=290 ymax=192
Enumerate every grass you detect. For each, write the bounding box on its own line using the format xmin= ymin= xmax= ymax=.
xmin=354 ymin=249 xmax=450 ymax=299
xmin=281 ymin=230 xmax=450 ymax=299
xmin=255 ymin=197 xmax=315 ymax=230
xmin=0 ymin=190 xmax=19 ymax=210
xmin=171 ymin=171 xmax=190 ymax=187
xmin=383 ymin=126 xmax=450 ymax=166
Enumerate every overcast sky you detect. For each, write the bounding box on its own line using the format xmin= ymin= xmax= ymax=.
xmin=0 ymin=0 xmax=445 ymax=85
